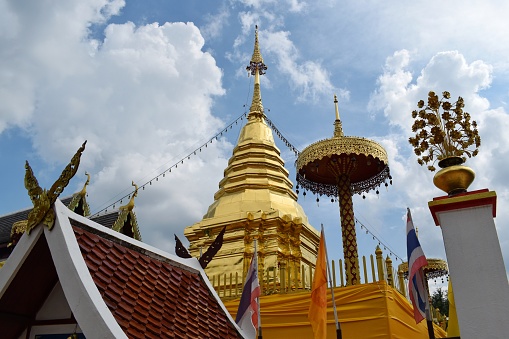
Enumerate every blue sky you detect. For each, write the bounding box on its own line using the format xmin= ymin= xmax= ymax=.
xmin=2 ymin=0 xmax=509 ymax=289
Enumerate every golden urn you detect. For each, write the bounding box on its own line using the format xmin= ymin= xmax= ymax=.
xmin=432 ymin=156 xmax=475 ymax=196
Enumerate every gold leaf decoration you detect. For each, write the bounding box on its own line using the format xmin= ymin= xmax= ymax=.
xmin=408 ymin=91 xmax=481 ymax=171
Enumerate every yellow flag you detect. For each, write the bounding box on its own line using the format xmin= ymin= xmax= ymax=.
xmin=308 ymin=230 xmax=327 ymax=339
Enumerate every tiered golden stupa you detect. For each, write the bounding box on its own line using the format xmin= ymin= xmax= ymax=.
xmin=184 ymin=26 xmax=320 ymax=287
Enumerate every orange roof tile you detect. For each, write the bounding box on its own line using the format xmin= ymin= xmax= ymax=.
xmin=72 ymin=226 xmax=241 ymax=339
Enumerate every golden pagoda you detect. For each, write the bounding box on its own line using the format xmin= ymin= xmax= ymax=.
xmin=184 ymin=26 xmax=320 ymax=288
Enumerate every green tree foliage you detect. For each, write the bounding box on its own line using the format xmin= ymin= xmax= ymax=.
xmin=431 ymin=287 xmax=449 ymax=316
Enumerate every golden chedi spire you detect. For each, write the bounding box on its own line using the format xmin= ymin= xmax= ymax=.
xmin=247 ymin=25 xmax=267 ymax=116
xmin=185 ymin=26 xmax=319 ymax=289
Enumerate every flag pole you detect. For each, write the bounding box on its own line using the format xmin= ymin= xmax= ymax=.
xmin=321 ymin=224 xmax=342 ymax=339
xmin=421 ymin=269 xmax=435 ymax=339
xmin=407 ymin=208 xmax=435 ymax=339
xmin=255 ymin=239 xmax=263 ymax=339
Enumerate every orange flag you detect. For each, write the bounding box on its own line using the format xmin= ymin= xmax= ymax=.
xmin=308 ymin=229 xmax=327 ymax=339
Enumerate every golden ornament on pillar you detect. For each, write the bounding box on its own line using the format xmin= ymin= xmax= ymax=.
xmin=409 ymin=91 xmax=481 ymax=195
xmin=433 ymin=156 xmax=476 ymax=195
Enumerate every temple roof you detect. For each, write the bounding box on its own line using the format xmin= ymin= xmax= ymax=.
xmin=0 ymin=200 xmax=244 ymax=338
xmin=0 ymin=196 xmax=119 ymax=259
xmin=1 ymin=180 xmax=143 ymax=256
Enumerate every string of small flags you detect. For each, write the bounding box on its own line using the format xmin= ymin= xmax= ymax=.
xmin=90 ymin=112 xmax=247 ymax=218
xmin=263 ymin=113 xmax=300 ymax=156
xmin=355 ymin=217 xmax=404 ymax=262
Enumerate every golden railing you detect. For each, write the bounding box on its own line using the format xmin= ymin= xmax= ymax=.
xmin=210 ymin=245 xmax=406 ymax=300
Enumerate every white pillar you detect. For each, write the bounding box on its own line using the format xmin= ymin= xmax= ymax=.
xmin=429 ymin=189 xmax=509 ymax=339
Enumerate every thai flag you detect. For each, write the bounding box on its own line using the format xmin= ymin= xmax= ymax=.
xmin=235 ymin=253 xmax=261 ymax=339
xmin=406 ymin=208 xmax=429 ymax=324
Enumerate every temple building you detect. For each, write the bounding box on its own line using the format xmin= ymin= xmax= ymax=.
xmin=0 ymin=200 xmax=242 ymax=338
xmin=0 ymin=27 xmax=452 ymax=339
xmin=184 ymin=27 xmax=320 ymax=289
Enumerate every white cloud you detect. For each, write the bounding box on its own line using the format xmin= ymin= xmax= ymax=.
xmin=238 ymin=0 xmax=307 ymax=13
xmin=369 ymin=50 xmax=493 ymax=133
xmin=201 ymin=6 xmax=231 ymax=40
xmin=287 ymin=0 xmax=307 ymax=12
xmin=0 ymin=0 xmax=125 ymax=133
xmin=0 ymin=0 xmax=232 ymax=252
xmin=262 ymin=29 xmax=339 ymax=102
xmin=368 ymin=49 xmax=415 ymax=127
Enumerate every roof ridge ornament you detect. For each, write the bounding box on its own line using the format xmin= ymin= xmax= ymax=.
xmin=24 ymin=141 xmax=87 ymax=234
xmin=247 ymin=25 xmax=267 ymax=116
xmin=114 ymin=181 xmax=142 ymax=240
xmin=119 ymin=181 xmax=138 ymax=212
xmin=67 ymin=171 xmax=91 ymax=217
xmin=78 ymin=172 xmax=90 ymax=197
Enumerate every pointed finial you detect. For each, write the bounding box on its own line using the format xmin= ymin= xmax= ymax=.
xmin=334 ymin=94 xmax=340 ymax=120
xmin=114 ymin=181 xmax=142 ymax=240
xmin=78 ymin=172 xmax=90 ymax=197
xmin=246 ymin=25 xmax=267 ymax=116
xmin=333 ymin=94 xmax=344 ymax=137
xmin=250 ymin=25 xmax=264 ymax=65
xmin=119 ymin=181 xmax=138 ymax=212
xmin=68 ymin=171 xmax=91 ymax=216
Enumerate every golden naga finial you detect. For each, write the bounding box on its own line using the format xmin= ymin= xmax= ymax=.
xmin=119 ymin=181 xmax=138 ymax=212
xmin=25 ymin=160 xmax=43 ymax=206
xmin=8 ymin=220 xmax=28 ymax=248
xmin=25 ymin=141 xmax=87 ymax=234
xmin=78 ymin=172 xmax=90 ymax=197
xmin=333 ymin=94 xmax=344 ymax=137
xmin=246 ymin=25 xmax=267 ymax=116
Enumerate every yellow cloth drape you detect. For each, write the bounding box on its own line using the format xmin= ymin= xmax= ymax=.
xmin=224 ymin=282 xmax=447 ymax=339
xmin=447 ymin=279 xmax=460 ymax=337
xmin=308 ymin=230 xmax=327 ymax=339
